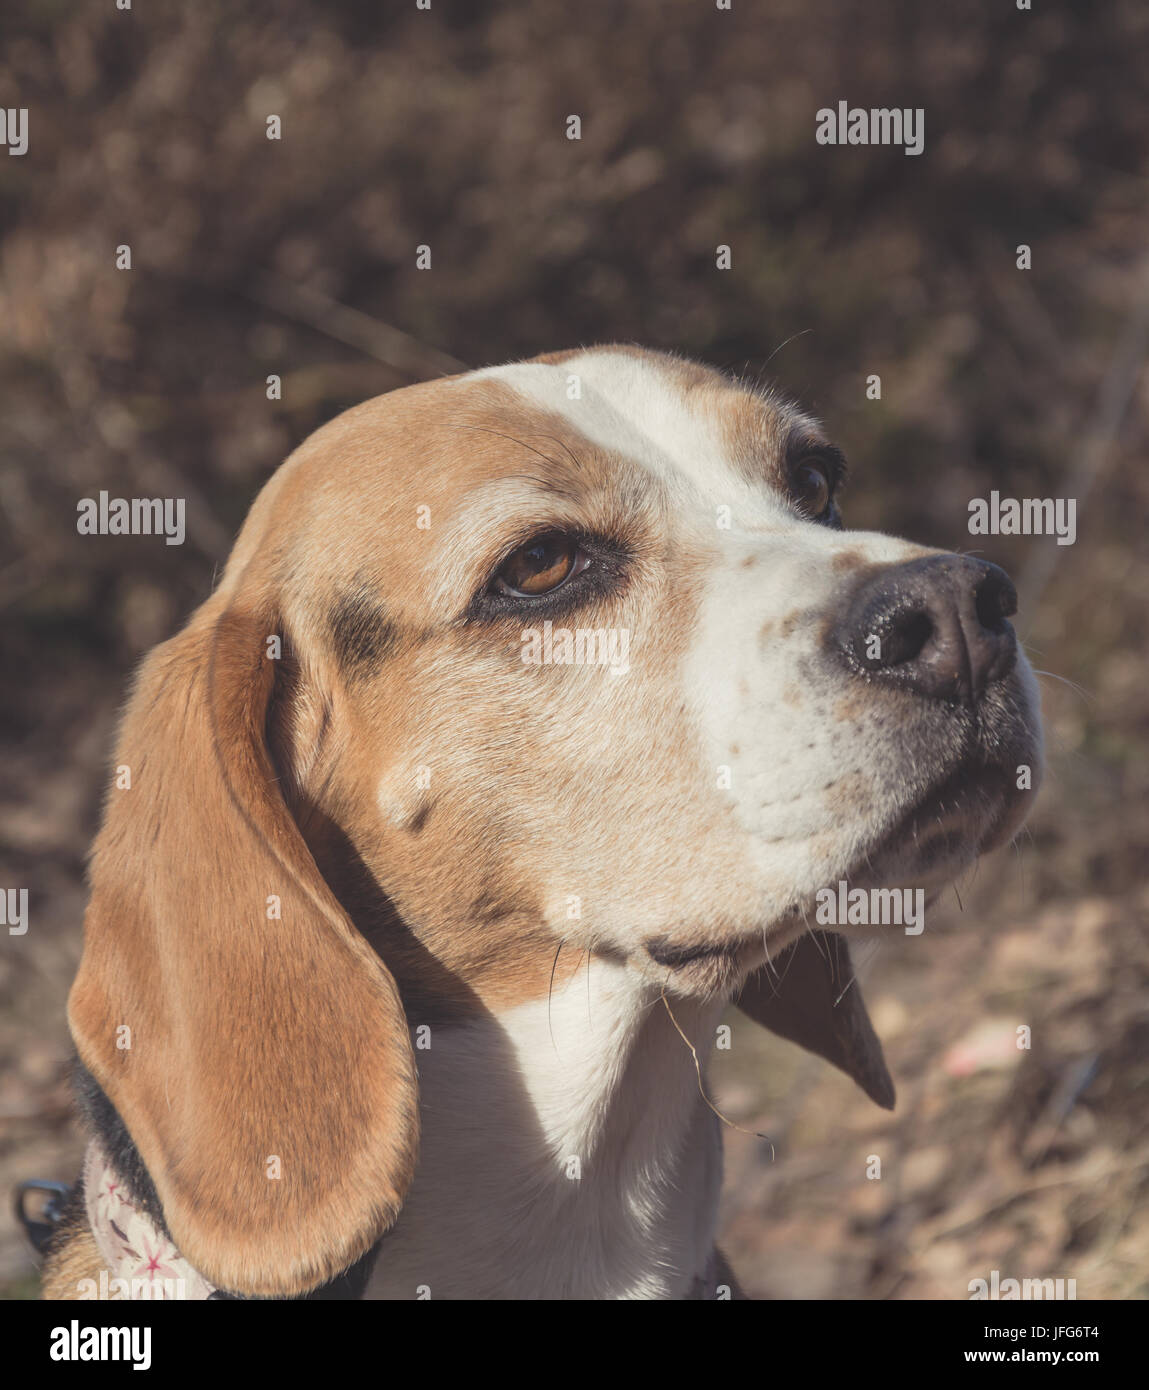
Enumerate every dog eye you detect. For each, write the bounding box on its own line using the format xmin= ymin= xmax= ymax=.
xmin=793 ymin=460 xmax=832 ymax=519
xmin=492 ymin=533 xmax=588 ymax=597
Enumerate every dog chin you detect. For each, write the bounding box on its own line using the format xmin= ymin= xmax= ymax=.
xmin=851 ymin=745 xmax=1038 ymax=887
xmin=644 ymin=746 xmax=1039 ymax=1001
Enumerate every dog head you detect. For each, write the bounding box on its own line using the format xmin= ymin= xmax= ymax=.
xmin=68 ymin=345 xmax=1042 ymax=1295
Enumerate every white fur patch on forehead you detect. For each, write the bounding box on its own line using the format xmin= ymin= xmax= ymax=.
xmin=467 ymin=351 xmax=775 ymax=507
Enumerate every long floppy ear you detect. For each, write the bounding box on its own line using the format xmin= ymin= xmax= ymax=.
xmin=68 ymin=588 xmax=418 ymax=1298
xmin=736 ymin=931 xmax=895 ymax=1110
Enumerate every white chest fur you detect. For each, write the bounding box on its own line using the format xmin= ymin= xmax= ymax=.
xmin=367 ymin=959 xmax=726 ymax=1299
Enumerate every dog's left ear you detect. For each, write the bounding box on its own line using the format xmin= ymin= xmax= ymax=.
xmin=68 ymin=581 xmax=419 ymax=1299
xmin=736 ymin=932 xmax=895 ymax=1109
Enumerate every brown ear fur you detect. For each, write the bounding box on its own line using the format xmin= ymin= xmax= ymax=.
xmin=67 ymin=588 xmax=418 ymax=1298
xmin=736 ymin=931 xmax=895 ymax=1110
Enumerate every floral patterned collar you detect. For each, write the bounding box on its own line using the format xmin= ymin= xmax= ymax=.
xmin=82 ymin=1139 xmax=724 ymax=1300
xmin=83 ymin=1141 xmax=217 ymax=1299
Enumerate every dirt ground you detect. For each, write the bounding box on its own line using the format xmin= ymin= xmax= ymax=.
xmin=2 ymin=0 xmax=1147 ymax=1299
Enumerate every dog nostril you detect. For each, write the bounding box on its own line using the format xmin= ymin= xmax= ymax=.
xmin=874 ymin=608 xmax=933 ymax=669
xmin=975 ymin=570 xmax=1017 ymax=631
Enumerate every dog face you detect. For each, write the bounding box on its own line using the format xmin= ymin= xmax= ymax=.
xmin=66 ymin=343 xmax=1043 ymax=1297
xmin=260 ymin=345 xmax=1042 ymax=1006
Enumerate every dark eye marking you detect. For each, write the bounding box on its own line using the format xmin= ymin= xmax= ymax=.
xmin=328 ymin=589 xmax=399 ymax=672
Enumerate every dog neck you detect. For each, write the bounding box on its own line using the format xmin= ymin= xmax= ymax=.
xmin=367 ymin=955 xmax=728 ymax=1299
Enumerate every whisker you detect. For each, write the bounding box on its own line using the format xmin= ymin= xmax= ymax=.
xmin=529 ymin=432 xmax=585 ymax=472
xmin=1031 ymin=668 xmax=1095 ymax=705
xmin=547 ymin=938 xmax=566 ymax=1054
xmin=762 ymin=328 xmax=814 ymax=369
xmin=449 ymin=423 xmax=566 ymax=471
xmin=659 ymin=989 xmax=775 ymax=1156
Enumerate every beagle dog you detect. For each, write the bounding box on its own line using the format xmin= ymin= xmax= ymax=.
xmin=38 ymin=345 xmax=1042 ymax=1300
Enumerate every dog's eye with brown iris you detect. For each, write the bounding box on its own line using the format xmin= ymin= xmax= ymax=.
xmin=794 ymin=460 xmax=832 ymax=519
xmin=492 ymin=533 xmax=588 ymax=597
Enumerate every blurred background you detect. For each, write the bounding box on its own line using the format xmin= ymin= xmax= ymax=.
xmin=1 ymin=0 xmax=1147 ymax=1298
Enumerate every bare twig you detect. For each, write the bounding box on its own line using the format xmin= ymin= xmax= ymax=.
xmin=247 ymin=272 xmax=469 ymax=380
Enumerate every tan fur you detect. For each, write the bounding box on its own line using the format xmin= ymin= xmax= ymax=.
xmin=41 ymin=1195 xmax=109 ymax=1300
xmin=254 ymin=372 xmax=762 ymax=1018
xmin=41 ymin=1230 xmax=107 ymax=1301
xmin=66 ymin=589 xmax=419 ymax=1298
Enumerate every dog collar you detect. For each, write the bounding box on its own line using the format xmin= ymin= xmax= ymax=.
xmin=83 ymin=1141 xmax=217 ymax=1300
xmin=82 ymin=1140 xmax=723 ymax=1300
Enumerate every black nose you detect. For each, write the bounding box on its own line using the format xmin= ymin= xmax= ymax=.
xmin=832 ymin=555 xmax=1019 ymax=706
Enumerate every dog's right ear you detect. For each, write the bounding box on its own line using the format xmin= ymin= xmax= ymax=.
xmin=736 ymin=931 xmax=895 ymax=1110
xmin=68 ymin=588 xmax=418 ymax=1299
